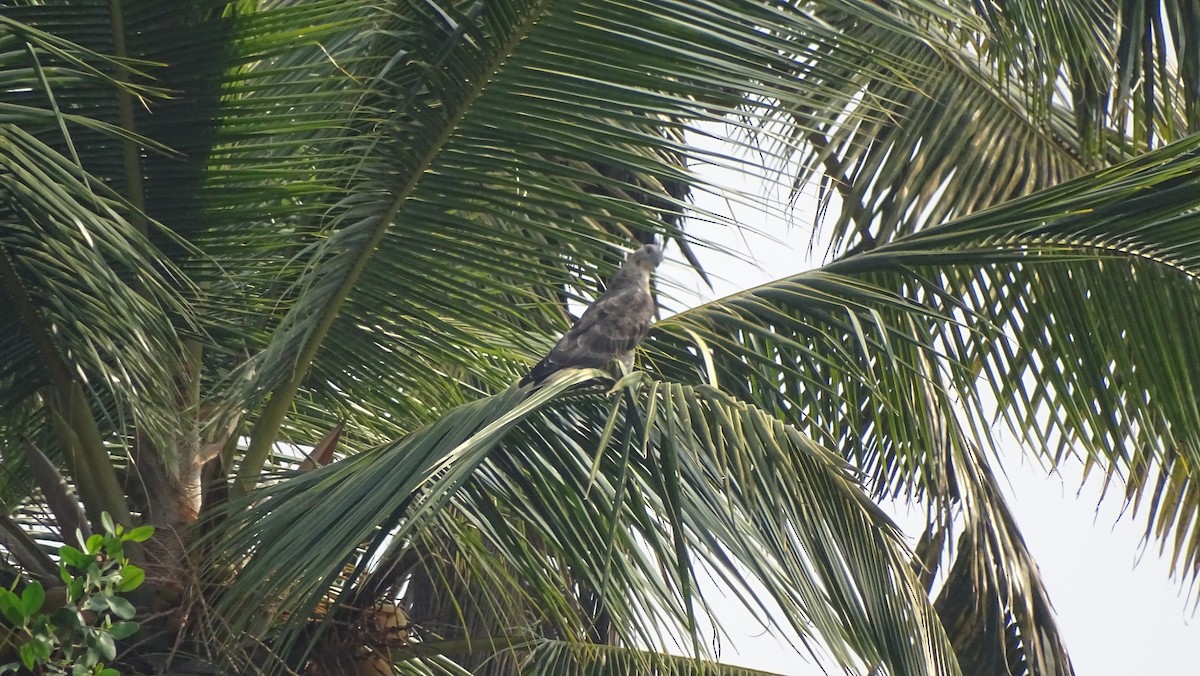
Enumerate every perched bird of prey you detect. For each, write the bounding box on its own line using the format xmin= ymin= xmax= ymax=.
xmin=521 ymin=243 xmax=663 ymax=386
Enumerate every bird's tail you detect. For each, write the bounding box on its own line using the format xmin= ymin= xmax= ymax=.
xmin=519 ymin=357 xmax=556 ymax=387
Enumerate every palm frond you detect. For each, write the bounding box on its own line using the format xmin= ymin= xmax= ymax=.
xmin=224 ymin=0 xmax=981 ymax=485
xmin=0 ymin=125 xmax=191 ymax=464
xmin=649 ymin=133 xmax=1200 ymax=661
xmin=206 ymin=372 xmax=596 ymax=658
xmin=518 ymin=639 xmax=786 ymax=675
xmin=772 ymin=0 xmax=1200 ymax=258
xmin=786 ymin=29 xmax=1093 ymax=255
xmin=931 ymin=437 xmax=1073 ymax=676
xmin=9 ymin=0 xmax=1197 ymax=673
xmin=973 ymin=0 xmax=1199 ymax=144
xmin=207 ymin=375 xmax=959 ymax=675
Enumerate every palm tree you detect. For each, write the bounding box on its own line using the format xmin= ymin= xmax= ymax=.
xmin=2 ymin=0 xmax=1198 ymax=673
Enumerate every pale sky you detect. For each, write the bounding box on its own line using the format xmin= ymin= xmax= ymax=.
xmin=656 ymin=152 xmax=1200 ymax=675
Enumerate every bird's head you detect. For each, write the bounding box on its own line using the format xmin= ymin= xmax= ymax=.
xmin=626 ymin=243 xmax=664 ymax=272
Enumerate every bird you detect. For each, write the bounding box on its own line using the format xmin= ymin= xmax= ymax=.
xmin=520 ymin=243 xmax=663 ymax=386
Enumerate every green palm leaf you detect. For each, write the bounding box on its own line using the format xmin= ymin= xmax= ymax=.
xmin=0 ymin=125 xmax=190 ymax=465
xmin=226 ymin=0 xmax=981 ymax=488
xmin=518 ymin=640 xmax=785 ymax=675
xmin=210 ymin=375 xmax=959 ymax=675
xmin=651 ymin=132 xmax=1200 ymax=672
xmin=783 ymin=0 xmax=1200 ymax=254
xmin=5 ymin=0 xmax=1200 ymax=673
xmin=656 ymin=133 xmax=1200 ymax=519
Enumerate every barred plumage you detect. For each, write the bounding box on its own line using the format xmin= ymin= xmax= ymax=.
xmin=521 ymin=244 xmax=662 ymax=386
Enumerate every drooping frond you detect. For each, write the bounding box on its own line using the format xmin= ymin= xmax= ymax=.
xmin=206 ymin=372 xmax=597 ymax=666
xmin=221 ymin=0 xmax=982 ymax=484
xmin=783 ymin=18 xmax=1089 ymax=256
xmin=777 ymin=0 xmax=1200 ymax=256
xmin=972 ymin=0 xmax=1199 ymax=144
xmin=0 ymin=124 xmax=190 ymax=459
xmin=519 ymin=640 xmax=785 ymax=675
xmin=930 ymin=437 xmax=1072 ymax=676
xmin=208 ymin=375 xmax=959 ymax=675
xmin=650 ymin=133 xmax=1200 ymax=666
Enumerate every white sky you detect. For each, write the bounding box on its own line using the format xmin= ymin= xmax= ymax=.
xmin=657 ymin=153 xmax=1200 ymax=675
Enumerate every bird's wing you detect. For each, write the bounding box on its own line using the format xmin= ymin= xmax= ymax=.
xmin=562 ymin=286 xmax=649 ymax=356
xmin=521 ymin=287 xmax=651 ymax=385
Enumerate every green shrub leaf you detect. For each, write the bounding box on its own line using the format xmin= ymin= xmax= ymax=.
xmin=57 ymin=546 xmax=88 ymax=570
xmin=85 ymin=563 xmax=101 ymax=588
xmin=0 ymin=589 xmax=26 ymax=626
xmin=51 ymin=606 xmax=84 ymax=630
xmin=108 ymin=621 xmax=138 ymax=640
xmin=31 ymin=638 xmax=51 ymax=662
xmin=123 ymin=526 xmax=153 ymax=543
xmin=17 ymin=643 xmax=36 ymax=670
xmin=116 ymin=566 xmax=144 ymax=593
xmin=106 ymin=596 xmax=136 ymax=620
xmin=20 ymin=582 xmax=44 ymax=617
xmin=67 ymin=578 xmax=85 ymax=602
xmin=94 ymin=631 xmax=116 ymax=661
